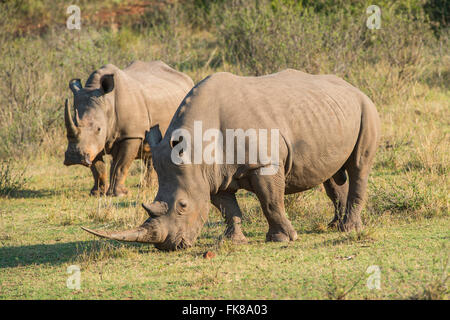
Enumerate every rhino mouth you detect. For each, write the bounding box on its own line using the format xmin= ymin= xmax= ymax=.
xmin=155 ymin=234 xmax=192 ymax=251
xmin=64 ymin=153 xmax=92 ymax=167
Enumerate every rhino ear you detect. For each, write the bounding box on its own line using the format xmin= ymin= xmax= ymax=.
xmin=145 ymin=125 xmax=162 ymax=148
xmin=100 ymin=74 xmax=114 ymax=94
xmin=69 ymin=79 xmax=82 ymax=94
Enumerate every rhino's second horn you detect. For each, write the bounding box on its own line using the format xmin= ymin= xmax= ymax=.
xmin=142 ymin=201 xmax=168 ymax=218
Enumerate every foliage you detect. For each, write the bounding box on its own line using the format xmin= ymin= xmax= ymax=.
xmin=0 ymin=159 xmax=28 ymax=197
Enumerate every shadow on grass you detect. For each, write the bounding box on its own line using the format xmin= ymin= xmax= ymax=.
xmin=2 ymin=188 xmax=55 ymax=199
xmin=0 ymin=240 xmax=150 ymax=268
xmin=115 ymin=200 xmax=137 ymax=208
xmin=316 ymin=231 xmax=377 ymax=248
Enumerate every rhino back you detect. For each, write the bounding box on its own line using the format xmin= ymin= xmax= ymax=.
xmin=115 ymin=61 xmax=193 ymax=140
xmin=173 ymin=70 xmax=367 ymax=191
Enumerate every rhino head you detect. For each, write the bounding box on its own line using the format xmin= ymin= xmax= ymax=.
xmin=63 ymin=76 xmax=114 ymax=167
xmin=82 ymin=125 xmax=211 ymax=250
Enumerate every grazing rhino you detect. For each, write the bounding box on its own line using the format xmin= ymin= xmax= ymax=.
xmin=64 ymin=61 xmax=194 ymax=196
xmin=82 ymin=69 xmax=380 ymax=250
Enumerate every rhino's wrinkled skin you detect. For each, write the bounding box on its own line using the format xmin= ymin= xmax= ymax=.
xmin=83 ymin=69 xmax=380 ymax=250
xmin=64 ymin=61 xmax=194 ymax=196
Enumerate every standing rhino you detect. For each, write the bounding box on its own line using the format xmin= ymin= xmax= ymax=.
xmin=82 ymin=69 xmax=380 ymax=250
xmin=64 ymin=61 xmax=194 ymax=196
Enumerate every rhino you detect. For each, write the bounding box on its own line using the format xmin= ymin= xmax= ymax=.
xmin=82 ymin=69 xmax=380 ymax=250
xmin=64 ymin=61 xmax=194 ymax=196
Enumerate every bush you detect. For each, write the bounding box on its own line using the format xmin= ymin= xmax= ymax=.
xmin=0 ymin=1 xmax=211 ymax=158
xmin=214 ymin=0 xmax=437 ymax=104
xmin=0 ymin=0 xmax=445 ymax=160
xmin=0 ymin=159 xmax=28 ymax=197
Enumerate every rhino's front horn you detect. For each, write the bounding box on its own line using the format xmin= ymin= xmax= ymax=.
xmin=64 ymin=99 xmax=80 ymax=139
xmin=81 ymin=225 xmax=163 ymax=243
xmin=142 ymin=201 xmax=168 ymax=218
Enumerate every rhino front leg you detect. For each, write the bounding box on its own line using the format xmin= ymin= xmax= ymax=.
xmin=108 ymin=139 xmax=141 ymax=197
xmin=90 ymin=153 xmax=108 ymax=196
xmin=211 ymin=192 xmax=247 ymax=244
xmin=323 ymin=177 xmax=348 ymax=228
xmin=250 ymin=172 xmax=298 ymax=242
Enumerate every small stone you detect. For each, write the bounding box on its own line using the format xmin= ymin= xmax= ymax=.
xmin=203 ymin=251 xmax=216 ymax=259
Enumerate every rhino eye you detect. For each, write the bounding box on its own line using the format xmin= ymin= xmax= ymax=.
xmin=96 ymin=127 xmax=101 ymax=134
xmin=177 ymin=199 xmax=188 ymax=213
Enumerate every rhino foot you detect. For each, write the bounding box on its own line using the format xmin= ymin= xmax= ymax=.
xmin=327 ymin=217 xmax=340 ymax=229
xmin=90 ymin=186 xmax=107 ymax=197
xmin=225 ymin=225 xmax=248 ymax=244
xmin=266 ymin=226 xmax=298 ymax=242
xmin=338 ymin=218 xmax=362 ymax=232
xmin=107 ymin=185 xmax=129 ymax=197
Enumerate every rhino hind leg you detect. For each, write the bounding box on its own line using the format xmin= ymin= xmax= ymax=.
xmin=90 ymin=154 xmax=108 ymax=196
xmin=211 ymin=192 xmax=247 ymax=244
xmin=323 ymin=177 xmax=348 ymax=229
xmin=250 ymin=172 xmax=298 ymax=242
xmin=108 ymin=139 xmax=141 ymax=197
xmin=134 ymin=141 xmax=153 ymax=188
xmin=338 ymin=103 xmax=379 ymax=232
xmin=338 ymin=166 xmax=369 ymax=232
xmin=141 ymin=155 xmax=154 ymax=188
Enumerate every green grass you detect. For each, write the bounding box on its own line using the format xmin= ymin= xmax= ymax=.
xmin=0 ymin=154 xmax=448 ymax=299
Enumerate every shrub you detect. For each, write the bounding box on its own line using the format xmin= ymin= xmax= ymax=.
xmin=214 ymin=0 xmax=437 ymax=104
xmin=0 ymin=159 xmax=28 ymax=197
xmin=0 ymin=0 xmax=445 ymax=164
